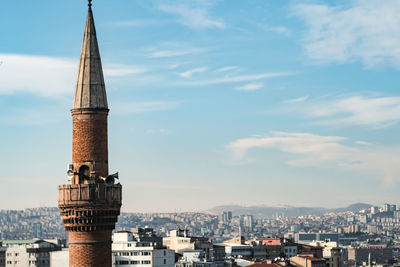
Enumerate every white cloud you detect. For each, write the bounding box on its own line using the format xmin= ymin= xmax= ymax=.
xmin=113 ymin=101 xmax=179 ymax=115
xmin=0 ymin=54 xmax=147 ymax=97
xmin=112 ymin=19 xmax=163 ymax=27
xmin=283 ymin=96 xmax=309 ymax=104
xmin=355 ymin=141 xmax=370 ymax=146
xmin=131 ymin=181 xmax=211 ymax=191
xmin=179 ymin=67 xmax=208 ymax=78
xmin=236 ymin=83 xmax=263 ymax=91
xmin=0 ymin=105 xmax=67 ymax=126
xmin=228 ymin=131 xmax=400 ymax=184
xmin=215 ymin=66 xmax=240 ymax=72
xmin=158 ymin=2 xmax=225 ymax=29
xmin=292 ymin=0 xmax=400 ymax=67
xmin=148 ymin=48 xmax=204 ymax=58
xmin=176 ymin=72 xmax=292 ymax=86
xmin=146 ymin=128 xmax=172 ymax=135
xmin=265 ymin=26 xmax=290 ymax=35
xmin=167 ymin=62 xmax=188 ymax=69
xmin=0 ymin=54 xmax=75 ymax=96
xmin=104 ymin=64 xmax=147 ymax=77
xmin=256 ymin=23 xmax=291 ymax=35
xmin=286 ymin=95 xmax=400 ymax=127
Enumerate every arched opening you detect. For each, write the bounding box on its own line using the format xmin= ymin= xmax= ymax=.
xmin=79 ymin=165 xmax=90 ymax=183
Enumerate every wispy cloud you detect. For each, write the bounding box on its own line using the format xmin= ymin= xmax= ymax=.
xmin=146 ymin=128 xmax=172 ymax=135
xmin=283 ymin=96 xmax=309 ymax=104
xmin=0 ymin=54 xmax=147 ymax=96
xmin=112 ymin=19 xmax=163 ymax=28
xmin=228 ymin=131 xmax=400 ymax=184
xmin=175 ymin=72 xmax=292 ymax=86
xmin=215 ymin=66 xmax=240 ymax=73
xmin=148 ymin=48 xmax=204 ymax=58
xmin=179 ymin=67 xmax=208 ymax=78
xmin=113 ymin=101 xmax=179 ymax=115
xmin=131 ymin=181 xmax=212 ymax=191
xmin=0 ymin=105 xmax=66 ymax=126
xmin=255 ymin=22 xmax=291 ymax=36
xmin=285 ymin=95 xmax=400 ymax=128
xmin=292 ymin=0 xmax=400 ymax=67
xmin=236 ymin=82 xmax=263 ymax=91
xmin=104 ymin=64 xmax=147 ymax=77
xmin=167 ymin=62 xmax=188 ymax=69
xmin=158 ymin=2 xmax=225 ymax=29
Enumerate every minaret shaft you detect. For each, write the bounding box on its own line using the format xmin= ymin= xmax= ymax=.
xmin=72 ymin=109 xmax=109 ymax=183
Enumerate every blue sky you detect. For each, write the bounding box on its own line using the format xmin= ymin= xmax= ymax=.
xmin=1 ymin=0 xmax=400 ymax=212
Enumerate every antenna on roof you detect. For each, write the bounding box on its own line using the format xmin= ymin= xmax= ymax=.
xmin=88 ymin=0 xmax=92 ymax=7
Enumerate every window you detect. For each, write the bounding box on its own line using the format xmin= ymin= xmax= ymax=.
xmin=164 ymin=251 xmax=166 ymax=256
xmin=142 ymin=260 xmax=151 ymax=264
xmin=142 ymin=251 xmax=151 ymax=256
xmin=133 ymin=252 xmax=140 ymax=256
xmin=118 ymin=260 xmax=130 ymax=265
xmin=131 ymin=261 xmax=140 ymax=264
xmin=164 ymin=259 xmax=167 ymax=264
xmin=128 ymin=243 xmax=132 ymax=247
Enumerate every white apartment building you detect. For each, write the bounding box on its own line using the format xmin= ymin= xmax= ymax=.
xmin=175 ymin=250 xmax=227 ymax=267
xmin=163 ymin=229 xmax=213 ymax=260
xmin=112 ymin=231 xmax=175 ymax=267
xmin=49 ymin=249 xmax=69 ymax=267
xmin=3 ymin=239 xmax=59 ymax=267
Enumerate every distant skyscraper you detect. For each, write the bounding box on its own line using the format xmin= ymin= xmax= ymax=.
xmin=219 ymin=211 xmax=232 ymax=224
xmin=383 ymin=203 xmax=391 ymax=212
xmin=242 ymin=215 xmax=254 ymax=231
xmin=58 ymin=1 xmax=122 ymax=266
xmin=371 ymin=206 xmax=378 ymax=214
xmin=390 ymin=204 xmax=397 ymax=212
xmin=32 ymin=222 xmax=43 ymax=238
xmin=227 ymin=211 xmax=232 ymax=221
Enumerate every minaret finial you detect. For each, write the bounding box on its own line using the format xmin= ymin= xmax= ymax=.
xmin=88 ymin=0 xmax=92 ymax=7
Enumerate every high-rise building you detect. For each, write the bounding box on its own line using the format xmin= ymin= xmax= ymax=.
xmin=219 ymin=212 xmax=232 ymax=224
xmin=58 ymin=1 xmax=122 ymax=267
xmin=391 ymin=204 xmax=397 ymax=211
xmin=241 ymin=215 xmax=254 ymax=232
xmin=383 ymin=203 xmax=391 ymax=212
xmin=32 ymin=223 xmax=43 ymax=239
xmin=370 ymin=206 xmax=378 ymax=214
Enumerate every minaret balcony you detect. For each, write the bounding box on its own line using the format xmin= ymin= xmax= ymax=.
xmin=58 ymin=183 xmax=122 ymax=232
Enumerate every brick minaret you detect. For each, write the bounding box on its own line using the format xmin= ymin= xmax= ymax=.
xmin=58 ymin=1 xmax=122 ymax=267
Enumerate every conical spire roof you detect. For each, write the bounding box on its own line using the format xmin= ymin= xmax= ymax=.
xmin=73 ymin=5 xmax=108 ymax=110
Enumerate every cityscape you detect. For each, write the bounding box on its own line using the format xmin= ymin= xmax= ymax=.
xmin=2 ymin=0 xmax=400 ymax=267
xmin=1 ymin=203 xmax=400 ymax=266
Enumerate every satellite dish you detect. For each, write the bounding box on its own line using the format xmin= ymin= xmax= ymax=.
xmin=67 ymin=170 xmax=74 ymax=177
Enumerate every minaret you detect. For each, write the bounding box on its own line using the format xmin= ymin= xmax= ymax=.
xmin=58 ymin=1 xmax=122 ymax=266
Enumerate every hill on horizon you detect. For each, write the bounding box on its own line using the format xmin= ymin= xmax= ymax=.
xmin=205 ymin=203 xmax=372 ymax=217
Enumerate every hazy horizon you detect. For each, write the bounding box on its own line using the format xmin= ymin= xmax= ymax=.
xmin=0 ymin=202 xmax=382 ymax=214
